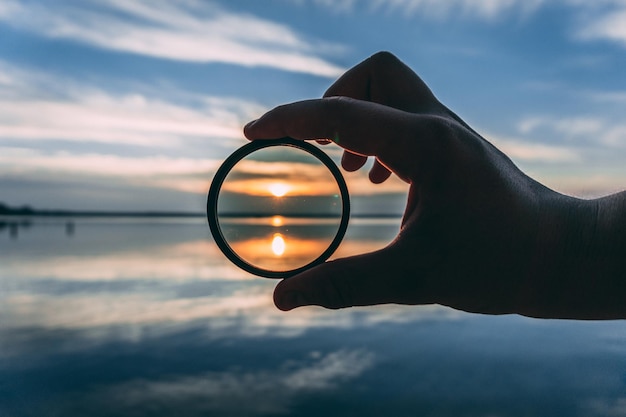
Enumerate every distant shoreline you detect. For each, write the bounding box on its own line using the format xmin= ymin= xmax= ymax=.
xmin=0 ymin=212 xmax=401 ymax=219
xmin=0 ymin=204 xmax=203 ymax=218
xmin=0 ymin=203 xmax=401 ymax=219
xmin=0 ymin=210 xmax=205 ymax=218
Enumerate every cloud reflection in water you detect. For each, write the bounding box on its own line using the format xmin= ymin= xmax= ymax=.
xmin=98 ymin=350 xmax=375 ymax=416
xmin=2 ymin=218 xmax=626 ymax=416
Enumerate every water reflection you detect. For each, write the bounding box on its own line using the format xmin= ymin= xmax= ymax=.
xmin=271 ymin=233 xmax=286 ymax=256
xmin=219 ymin=216 xmax=342 ymax=272
xmin=270 ymin=215 xmax=284 ymax=227
xmin=2 ymin=217 xmax=626 ymax=416
xmin=0 ymin=217 xmax=32 ymax=239
xmin=0 ymin=217 xmax=408 ymax=338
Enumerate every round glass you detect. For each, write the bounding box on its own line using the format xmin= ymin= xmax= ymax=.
xmin=207 ymin=138 xmax=350 ymax=278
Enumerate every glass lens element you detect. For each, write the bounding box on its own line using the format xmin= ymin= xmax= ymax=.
xmin=216 ymin=146 xmax=343 ymax=273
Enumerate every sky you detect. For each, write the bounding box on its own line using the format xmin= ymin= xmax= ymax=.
xmin=1 ymin=0 xmax=626 ymax=213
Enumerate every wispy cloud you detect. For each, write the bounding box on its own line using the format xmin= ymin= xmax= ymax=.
xmin=0 ymin=94 xmax=243 ymax=147
xmin=586 ymin=89 xmax=626 ymax=103
xmin=486 ymin=133 xmax=581 ymax=163
xmin=0 ymin=0 xmax=345 ymax=77
xmin=0 ymin=148 xmax=222 ymax=193
xmin=300 ymin=0 xmax=626 ymax=55
xmin=517 ymin=116 xmax=605 ymax=138
xmin=0 ymin=61 xmax=267 ymax=194
xmin=0 ymin=61 xmax=408 ymax=204
xmin=0 ymin=61 xmax=258 ymax=147
xmin=294 ymin=0 xmax=545 ymax=20
xmin=517 ymin=115 xmax=626 ymax=148
xmin=574 ymin=3 xmax=626 ymax=47
xmin=374 ymin=0 xmax=545 ymax=20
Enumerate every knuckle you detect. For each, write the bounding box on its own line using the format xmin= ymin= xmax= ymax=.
xmin=323 ymin=95 xmax=355 ymax=108
xmin=368 ymin=51 xmax=399 ymax=68
xmin=320 ymin=96 xmax=355 ymax=135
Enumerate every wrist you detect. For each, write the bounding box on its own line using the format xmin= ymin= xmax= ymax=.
xmin=522 ymin=190 xmax=601 ymax=318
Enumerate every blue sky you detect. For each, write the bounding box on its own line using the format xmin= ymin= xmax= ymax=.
xmin=1 ymin=0 xmax=626 ymax=212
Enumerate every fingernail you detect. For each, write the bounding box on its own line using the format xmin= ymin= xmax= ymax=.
xmin=278 ymin=291 xmax=307 ymax=310
xmin=243 ymin=119 xmax=257 ymax=133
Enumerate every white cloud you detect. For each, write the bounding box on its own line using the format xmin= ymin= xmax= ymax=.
xmin=297 ymin=0 xmax=626 ymax=54
xmin=586 ymin=90 xmax=626 ymax=103
xmin=484 ymin=116 xmax=626 ymax=194
xmin=0 ymin=94 xmax=242 ymax=146
xmin=486 ymin=134 xmax=581 ymax=163
xmin=0 ymin=85 xmax=243 ymax=191
xmin=0 ymin=0 xmax=345 ymax=77
xmin=296 ymin=0 xmax=545 ymax=20
xmin=383 ymin=0 xmax=544 ymax=19
xmin=516 ymin=115 xmax=626 ymax=148
xmin=0 ymin=148 xmax=221 ymax=189
xmin=576 ymin=7 xmax=626 ymax=46
xmin=544 ymin=173 xmax=626 ymax=198
xmin=564 ymin=0 xmax=626 ymax=48
xmin=518 ymin=116 xmax=605 ymax=137
xmin=0 ymin=61 xmax=260 ymax=147
xmin=0 ymin=61 xmax=269 ymax=193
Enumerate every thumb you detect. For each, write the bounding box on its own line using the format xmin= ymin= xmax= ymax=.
xmin=273 ymin=246 xmax=424 ymax=311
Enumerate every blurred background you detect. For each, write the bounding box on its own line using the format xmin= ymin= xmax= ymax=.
xmin=2 ymin=1 xmax=626 ymax=416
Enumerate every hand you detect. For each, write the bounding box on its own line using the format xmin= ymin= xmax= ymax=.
xmin=244 ymin=52 xmax=617 ymax=319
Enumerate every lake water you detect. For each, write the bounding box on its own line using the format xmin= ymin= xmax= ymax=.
xmin=1 ymin=217 xmax=625 ymax=416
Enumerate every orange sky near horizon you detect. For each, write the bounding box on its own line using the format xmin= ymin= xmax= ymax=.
xmin=219 ymin=159 xmax=409 ymax=198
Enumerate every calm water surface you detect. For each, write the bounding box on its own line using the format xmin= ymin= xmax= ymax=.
xmin=1 ymin=217 xmax=625 ymax=416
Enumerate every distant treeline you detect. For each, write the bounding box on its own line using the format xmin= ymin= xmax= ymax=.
xmin=0 ymin=202 xmax=401 ymax=218
xmin=218 ymin=212 xmax=400 ymax=218
xmin=0 ymin=202 xmax=203 ymax=218
xmin=0 ymin=203 xmax=36 ymax=215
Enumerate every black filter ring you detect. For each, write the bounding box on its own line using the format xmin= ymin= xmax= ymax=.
xmin=207 ymin=138 xmax=350 ymax=278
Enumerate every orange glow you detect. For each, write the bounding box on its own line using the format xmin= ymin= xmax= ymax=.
xmin=223 ymin=179 xmax=318 ymax=196
xmin=219 ymin=159 xmax=409 ymax=198
xmin=268 ymin=182 xmax=290 ymax=197
xmin=271 ymin=215 xmax=284 ymax=227
xmin=271 ymin=233 xmax=286 ymax=256
xmin=229 ymin=233 xmax=331 ymax=271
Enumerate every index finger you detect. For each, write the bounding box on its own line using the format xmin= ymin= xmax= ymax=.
xmin=243 ymin=97 xmax=419 ymax=179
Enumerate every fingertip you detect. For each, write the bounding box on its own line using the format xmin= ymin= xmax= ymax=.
xmin=341 ymin=151 xmax=367 ymax=172
xmin=273 ymin=282 xmax=307 ymax=311
xmin=243 ymin=119 xmax=257 ymax=140
xmin=369 ymin=169 xmax=392 ymax=184
xmin=369 ymin=173 xmax=390 ymax=184
xmin=368 ymin=159 xmax=392 ymax=184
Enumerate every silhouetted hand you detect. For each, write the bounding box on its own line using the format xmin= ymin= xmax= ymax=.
xmin=244 ymin=52 xmax=626 ymax=319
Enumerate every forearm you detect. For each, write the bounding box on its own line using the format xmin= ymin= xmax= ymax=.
xmin=523 ymin=190 xmax=626 ymax=319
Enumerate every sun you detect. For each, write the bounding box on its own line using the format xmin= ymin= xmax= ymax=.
xmin=267 ymin=182 xmax=290 ymax=197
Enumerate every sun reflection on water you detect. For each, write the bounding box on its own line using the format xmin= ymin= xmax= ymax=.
xmin=270 ymin=215 xmax=284 ymax=227
xmin=271 ymin=233 xmax=286 ymax=256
